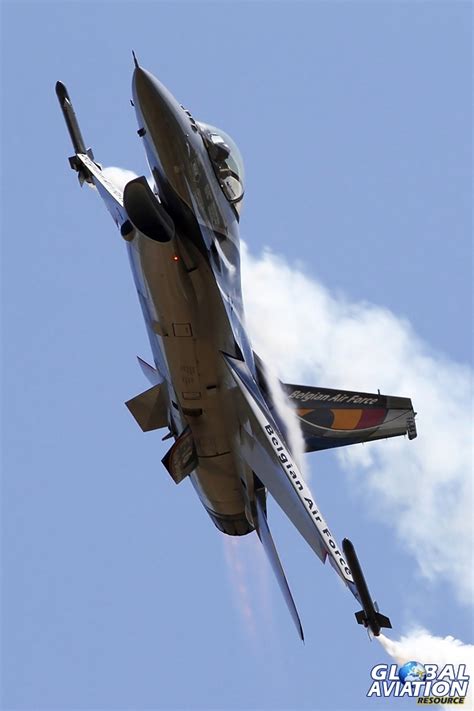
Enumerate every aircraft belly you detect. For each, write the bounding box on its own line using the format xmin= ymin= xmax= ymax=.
xmin=133 ymin=233 xmax=248 ymax=521
xmin=180 ymin=358 xmax=247 ymax=518
xmin=191 ymin=455 xmax=241 ymax=512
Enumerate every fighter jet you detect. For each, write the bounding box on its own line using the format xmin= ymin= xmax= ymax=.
xmin=56 ymin=59 xmax=417 ymax=641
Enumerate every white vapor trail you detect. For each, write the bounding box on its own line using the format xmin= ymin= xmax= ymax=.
xmin=379 ymin=629 xmax=474 ymax=670
xmin=378 ymin=630 xmax=473 ymax=703
xmin=102 ymin=166 xmax=156 ymax=194
xmin=102 ymin=166 xmax=140 ymax=192
xmin=263 ymin=366 xmax=308 ymax=475
xmin=241 ymin=245 xmax=473 ymax=607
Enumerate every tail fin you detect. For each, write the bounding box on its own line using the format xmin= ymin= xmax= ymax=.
xmin=374 ymin=611 xmax=392 ymax=630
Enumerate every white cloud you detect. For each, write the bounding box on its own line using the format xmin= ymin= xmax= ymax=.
xmin=241 ymin=245 xmax=473 ymax=606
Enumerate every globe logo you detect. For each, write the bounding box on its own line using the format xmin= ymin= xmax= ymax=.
xmin=398 ymin=661 xmax=427 ymax=685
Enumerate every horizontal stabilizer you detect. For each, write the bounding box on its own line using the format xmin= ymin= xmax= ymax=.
xmin=281 ymin=382 xmax=417 ymax=452
xmin=255 ymin=489 xmax=304 ymax=641
xmin=162 ymin=427 xmax=198 ymax=484
xmin=125 ymin=384 xmax=168 ymax=432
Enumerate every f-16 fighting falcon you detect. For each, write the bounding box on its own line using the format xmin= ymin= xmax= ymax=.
xmin=56 ymin=56 xmax=417 ymax=641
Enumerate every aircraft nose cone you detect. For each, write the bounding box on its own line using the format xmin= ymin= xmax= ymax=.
xmin=132 ymin=67 xmax=178 ymax=129
xmin=131 ymin=66 xmax=192 ymax=210
xmin=132 ymin=66 xmax=156 ymax=105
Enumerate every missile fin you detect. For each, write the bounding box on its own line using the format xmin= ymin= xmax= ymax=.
xmin=375 ymin=612 xmax=392 ymax=630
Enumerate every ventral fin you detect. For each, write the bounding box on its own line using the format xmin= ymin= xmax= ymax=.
xmin=125 ymin=384 xmax=168 ymax=432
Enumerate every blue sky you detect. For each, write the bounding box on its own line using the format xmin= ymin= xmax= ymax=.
xmin=1 ymin=2 xmax=472 ymax=710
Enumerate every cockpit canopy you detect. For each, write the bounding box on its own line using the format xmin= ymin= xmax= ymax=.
xmin=197 ymin=122 xmax=244 ymax=210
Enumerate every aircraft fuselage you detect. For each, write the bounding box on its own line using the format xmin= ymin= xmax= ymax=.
xmin=57 ymin=63 xmax=414 ymax=639
xmin=128 ymin=67 xmax=256 ymax=534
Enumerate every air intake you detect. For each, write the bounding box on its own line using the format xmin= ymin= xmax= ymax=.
xmin=123 ymin=176 xmax=175 ymax=243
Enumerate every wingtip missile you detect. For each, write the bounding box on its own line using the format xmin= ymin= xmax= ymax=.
xmin=55 ymin=80 xmax=96 ymax=184
xmin=342 ymin=538 xmax=392 ymax=637
xmin=55 ymin=80 xmax=69 ymax=103
xmin=55 ymin=79 xmax=89 ymax=158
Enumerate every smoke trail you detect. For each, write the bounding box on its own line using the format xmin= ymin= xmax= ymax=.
xmin=378 ymin=630 xmax=473 ymax=703
xmin=102 ymin=166 xmax=156 ymax=193
xmin=241 ymin=245 xmax=473 ymax=606
xmin=101 ymin=166 xmax=139 ymax=192
xmin=263 ymin=366 xmax=308 ymax=475
xmin=378 ymin=630 xmax=474 ymax=668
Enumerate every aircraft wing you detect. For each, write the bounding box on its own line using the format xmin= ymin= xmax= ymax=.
xmin=223 ymin=354 xmax=359 ymax=599
xmin=75 ymin=152 xmax=127 ymax=227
